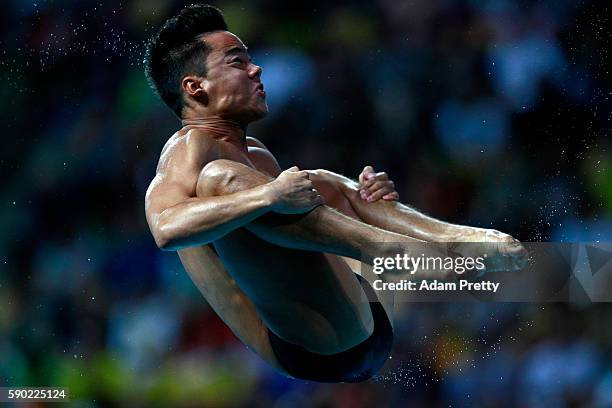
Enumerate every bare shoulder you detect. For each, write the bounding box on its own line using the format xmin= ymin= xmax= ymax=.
xmin=246 ymin=136 xmax=270 ymax=150
xmin=145 ymin=129 xmax=221 ymax=213
xmin=246 ymin=136 xmax=281 ymax=176
xmin=156 ymin=128 xmax=220 ymax=176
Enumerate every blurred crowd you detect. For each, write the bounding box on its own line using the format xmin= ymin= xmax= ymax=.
xmin=1 ymin=0 xmax=611 ymax=406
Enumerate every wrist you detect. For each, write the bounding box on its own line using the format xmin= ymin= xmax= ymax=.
xmin=258 ymin=182 xmax=279 ymax=211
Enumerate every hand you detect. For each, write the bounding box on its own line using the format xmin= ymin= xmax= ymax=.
xmin=358 ymin=165 xmax=399 ymax=202
xmin=450 ymin=228 xmax=528 ymax=273
xmin=267 ymin=166 xmax=324 ymax=214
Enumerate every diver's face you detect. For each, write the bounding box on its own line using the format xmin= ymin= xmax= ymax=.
xmin=200 ymin=31 xmax=267 ymax=123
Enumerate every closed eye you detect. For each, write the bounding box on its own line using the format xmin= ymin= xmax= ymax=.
xmin=230 ymin=56 xmax=254 ymax=68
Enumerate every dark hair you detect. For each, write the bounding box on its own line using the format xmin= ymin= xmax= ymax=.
xmin=144 ymin=4 xmax=228 ymax=117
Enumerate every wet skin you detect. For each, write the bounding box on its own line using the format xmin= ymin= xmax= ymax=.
xmin=176 ymin=128 xmax=377 ymax=355
xmin=170 ymin=30 xmax=379 ymax=354
xmin=146 ymin=30 xmax=527 ymax=371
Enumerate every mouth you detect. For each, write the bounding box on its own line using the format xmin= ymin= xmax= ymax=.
xmin=255 ymin=83 xmax=266 ymax=97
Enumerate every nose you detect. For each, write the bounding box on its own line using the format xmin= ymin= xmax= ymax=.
xmin=248 ymin=63 xmax=263 ymax=79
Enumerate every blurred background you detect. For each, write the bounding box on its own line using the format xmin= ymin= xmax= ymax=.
xmin=1 ymin=0 xmax=611 ymax=406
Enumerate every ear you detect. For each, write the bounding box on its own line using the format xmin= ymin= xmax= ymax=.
xmin=181 ymin=75 xmax=206 ymax=98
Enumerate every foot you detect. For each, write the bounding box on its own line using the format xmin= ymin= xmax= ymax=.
xmin=449 ymin=228 xmax=528 ymax=273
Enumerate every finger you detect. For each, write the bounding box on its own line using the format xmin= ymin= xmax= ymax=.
xmin=374 ymin=171 xmax=388 ymax=181
xmin=359 ymin=173 xmax=390 ymax=190
xmin=359 ymin=178 xmax=377 ymax=191
xmin=287 ymin=166 xmax=299 ymax=172
xmin=295 ymin=171 xmax=310 ymax=180
xmin=382 ymin=192 xmax=400 ymax=201
xmin=367 ymin=186 xmax=392 ymax=202
xmin=307 ymin=184 xmax=319 ymax=194
xmin=371 ymin=180 xmax=394 ymax=194
xmin=362 ymin=166 xmax=375 ymax=179
xmin=359 ymin=166 xmax=375 ymax=184
xmin=303 ymin=180 xmax=315 ymax=190
xmin=359 ymin=167 xmax=368 ymax=184
xmin=359 ymin=181 xmax=377 ymax=199
xmin=311 ymin=192 xmax=324 ymax=206
xmin=364 ymin=180 xmax=388 ymax=195
xmin=360 ymin=180 xmax=384 ymax=199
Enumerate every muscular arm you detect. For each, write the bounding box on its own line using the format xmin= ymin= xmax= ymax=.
xmin=145 ymin=133 xmax=323 ymax=251
xmin=146 ymin=175 xmax=274 ymax=250
xmin=144 ymin=132 xmax=274 ymax=250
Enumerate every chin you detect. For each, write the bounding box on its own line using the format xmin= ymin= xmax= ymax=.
xmin=232 ymin=107 xmax=268 ymax=125
xmin=250 ymin=107 xmax=268 ymax=122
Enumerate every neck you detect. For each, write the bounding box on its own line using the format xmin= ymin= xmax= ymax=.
xmin=181 ymin=116 xmax=247 ymax=148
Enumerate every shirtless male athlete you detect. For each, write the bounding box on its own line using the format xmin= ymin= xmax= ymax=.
xmin=143 ymin=4 xmax=526 ymax=382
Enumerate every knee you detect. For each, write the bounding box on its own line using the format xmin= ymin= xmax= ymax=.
xmin=196 ymin=159 xmax=270 ymax=197
xmin=309 ymin=169 xmax=357 ymax=198
xmin=308 ymin=169 xmax=360 ymax=215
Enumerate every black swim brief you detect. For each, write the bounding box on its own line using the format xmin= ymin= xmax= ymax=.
xmin=267 ymin=275 xmax=394 ymax=383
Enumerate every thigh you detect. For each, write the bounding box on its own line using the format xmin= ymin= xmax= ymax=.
xmin=309 ymin=170 xmax=396 ymax=326
xmin=268 ymin=275 xmax=394 ymax=383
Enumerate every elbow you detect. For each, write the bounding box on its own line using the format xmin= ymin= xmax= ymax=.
xmin=156 ymin=238 xmax=173 ymax=251
xmin=154 ymin=222 xmax=211 ymax=251
xmin=154 ymin=222 xmax=176 ymax=251
xmin=154 ymin=232 xmax=172 ymax=251
xmin=152 ymin=212 xmax=214 ymax=250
